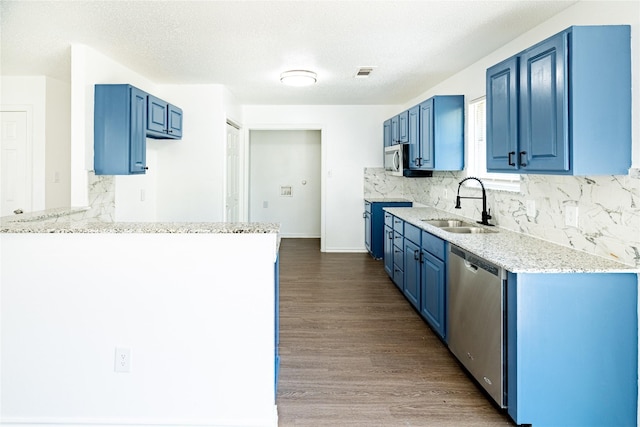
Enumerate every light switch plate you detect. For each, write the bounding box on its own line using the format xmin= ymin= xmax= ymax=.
xmin=565 ymin=206 xmax=579 ymax=228
xmin=525 ymin=200 xmax=536 ymax=217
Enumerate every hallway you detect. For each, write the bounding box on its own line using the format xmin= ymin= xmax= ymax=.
xmin=276 ymin=238 xmax=515 ymax=426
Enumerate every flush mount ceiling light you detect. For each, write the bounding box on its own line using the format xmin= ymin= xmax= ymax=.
xmin=280 ymin=70 xmax=317 ymax=87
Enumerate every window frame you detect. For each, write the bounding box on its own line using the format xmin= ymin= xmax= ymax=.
xmin=466 ymin=96 xmax=520 ymax=192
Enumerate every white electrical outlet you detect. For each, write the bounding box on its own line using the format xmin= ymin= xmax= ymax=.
xmin=565 ymin=206 xmax=579 ymax=228
xmin=526 ymin=200 xmax=536 ymax=217
xmin=115 ymin=347 xmax=131 ymax=373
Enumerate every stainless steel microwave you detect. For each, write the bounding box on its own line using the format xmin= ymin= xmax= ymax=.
xmin=384 ymin=144 xmax=404 ymax=176
xmin=384 ymin=144 xmax=433 ymax=177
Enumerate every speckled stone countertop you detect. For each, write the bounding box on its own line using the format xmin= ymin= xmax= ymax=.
xmin=385 ymin=207 xmax=638 ymax=274
xmin=365 ymin=197 xmax=411 ymax=203
xmin=0 ymin=208 xmax=279 ymax=234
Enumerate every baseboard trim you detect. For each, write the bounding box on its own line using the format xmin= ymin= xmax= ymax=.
xmin=1 ymin=408 xmax=278 ymax=427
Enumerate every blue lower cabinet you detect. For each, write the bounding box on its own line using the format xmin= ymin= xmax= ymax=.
xmin=365 ymin=201 xmax=412 ymax=259
xmin=507 ymin=272 xmax=637 ymax=426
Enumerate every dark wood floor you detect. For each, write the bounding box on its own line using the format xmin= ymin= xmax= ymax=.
xmin=276 ymin=238 xmax=516 ymax=427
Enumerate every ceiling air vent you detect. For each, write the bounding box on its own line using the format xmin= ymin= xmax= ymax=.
xmin=355 ymin=67 xmax=375 ymax=78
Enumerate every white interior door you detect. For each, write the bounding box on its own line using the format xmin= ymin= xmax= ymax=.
xmin=1 ymin=111 xmax=31 ymax=216
xmin=225 ymin=122 xmax=240 ymax=222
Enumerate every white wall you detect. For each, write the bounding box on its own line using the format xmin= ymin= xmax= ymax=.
xmin=153 ymin=85 xmax=230 ymax=222
xmin=242 ymin=105 xmax=397 ymax=252
xmin=249 ymin=130 xmax=321 ymax=237
xmin=44 ymin=76 xmax=71 ymax=209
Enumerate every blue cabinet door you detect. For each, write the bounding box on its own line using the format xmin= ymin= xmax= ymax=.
xmin=418 ymin=98 xmax=434 ymax=169
xmin=94 ymin=84 xmax=147 ymax=175
xmin=383 ymin=119 xmax=392 ymax=148
xmin=407 ymin=105 xmax=420 ymax=169
xmin=486 ymin=56 xmax=519 ymax=171
xmin=364 ymin=202 xmax=372 ymax=254
xmin=519 ymin=32 xmax=568 ymax=172
xmin=403 ymin=239 xmax=421 ymax=310
xmin=420 ymin=250 xmax=446 ymax=339
xmin=147 ymin=94 xmax=168 ymax=135
xmin=383 ymin=225 xmax=394 ymax=278
xmin=129 ymin=88 xmax=147 ymax=173
xmin=398 ymin=110 xmax=409 ymax=143
xmin=168 ymin=104 xmax=183 ymax=138
xmin=390 ymin=115 xmax=399 ymax=144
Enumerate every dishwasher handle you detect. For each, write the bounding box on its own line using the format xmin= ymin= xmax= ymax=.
xmin=463 ymin=260 xmax=479 ymax=272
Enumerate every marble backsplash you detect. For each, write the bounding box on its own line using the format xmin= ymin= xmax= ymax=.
xmin=86 ymin=171 xmax=116 ymax=221
xmin=365 ymin=167 xmax=640 ymax=268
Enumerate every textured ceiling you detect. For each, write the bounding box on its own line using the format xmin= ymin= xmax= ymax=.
xmin=0 ymin=0 xmax=578 ymax=105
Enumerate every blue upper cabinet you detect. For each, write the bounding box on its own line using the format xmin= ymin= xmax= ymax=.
xmin=147 ymin=94 xmax=183 ymax=139
xmin=94 ymin=84 xmax=147 ymax=175
xmin=486 ymin=25 xmax=631 ymax=175
xmin=390 ymin=111 xmax=409 ymax=145
xmin=414 ymin=95 xmax=464 ymax=171
xmin=384 ymin=95 xmax=464 ymax=172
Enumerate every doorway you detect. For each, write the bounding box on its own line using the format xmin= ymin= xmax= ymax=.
xmin=249 ymin=130 xmax=321 ymax=238
xmin=0 ymin=110 xmax=31 ymax=216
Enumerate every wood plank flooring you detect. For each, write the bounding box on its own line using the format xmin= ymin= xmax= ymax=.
xmin=276 ymin=238 xmax=515 ymax=427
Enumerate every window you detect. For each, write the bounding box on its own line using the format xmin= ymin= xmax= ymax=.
xmin=466 ymin=97 xmax=520 ymax=191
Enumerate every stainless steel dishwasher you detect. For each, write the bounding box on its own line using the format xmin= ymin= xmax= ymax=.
xmin=448 ymin=245 xmax=506 ymax=408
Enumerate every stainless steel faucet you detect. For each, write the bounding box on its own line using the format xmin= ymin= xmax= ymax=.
xmin=455 ymin=177 xmax=493 ymax=226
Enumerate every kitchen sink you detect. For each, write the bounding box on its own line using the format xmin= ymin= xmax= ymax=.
xmin=422 ymin=219 xmax=474 ymax=228
xmin=421 ymin=219 xmax=497 ymax=234
xmin=440 ymin=226 xmax=496 ymax=234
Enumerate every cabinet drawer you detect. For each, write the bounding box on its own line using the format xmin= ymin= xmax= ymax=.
xmin=393 ymin=217 xmax=404 ymax=234
xmin=393 ymin=245 xmax=404 ymax=268
xmin=422 ymin=231 xmax=446 ymax=260
xmin=384 ymin=212 xmax=393 ymax=227
xmin=393 ymin=230 xmax=403 ymax=248
xmin=404 ymin=223 xmax=421 ymax=244
xmin=393 ymin=265 xmax=404 ymax=288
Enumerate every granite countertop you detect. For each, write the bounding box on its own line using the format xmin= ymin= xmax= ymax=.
xmin=385 ymin=206 xmax=638 ymax=274
xmin=365 ymin=197 xmax=411 ymax=203
xmin=0 ymin=208 xmax=280 ymax=234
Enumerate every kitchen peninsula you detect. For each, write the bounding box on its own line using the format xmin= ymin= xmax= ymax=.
xmin=0 ymin=211 xmax=280 ymax=427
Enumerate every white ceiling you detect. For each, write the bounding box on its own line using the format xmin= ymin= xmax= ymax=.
xmin=1 ymin=0 xmax=578 ymax=105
